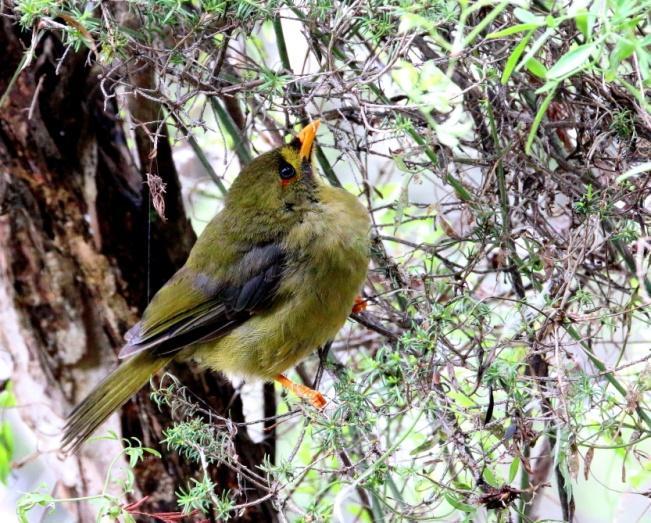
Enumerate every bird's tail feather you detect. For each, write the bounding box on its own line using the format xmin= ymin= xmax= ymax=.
xmin=62 ymin=352 xmax=172 ymax=453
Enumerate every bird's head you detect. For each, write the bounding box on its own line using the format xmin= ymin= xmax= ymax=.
xmin=223 ymin=120 xmax=323 ymax=238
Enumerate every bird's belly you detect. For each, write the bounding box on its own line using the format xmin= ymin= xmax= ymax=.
xmin=193 ymin=219 xmax=369 ymax=380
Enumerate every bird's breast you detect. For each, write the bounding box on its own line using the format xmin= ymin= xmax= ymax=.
xmin=279 ymin=187 xmax=371 ymax=337
xmin=194 ymin=187 xmax=370 ymax=380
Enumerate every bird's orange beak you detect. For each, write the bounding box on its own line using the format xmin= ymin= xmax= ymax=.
xmin=297 ymin=120 xmax=320 ymax=161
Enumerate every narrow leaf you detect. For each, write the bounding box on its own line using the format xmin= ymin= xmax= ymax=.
xmin=575 ymin=12 xmax=590 ymax=39
xmin=501 ymin=30 xmax=534 ymax=84
xmin=0 ymin=422 xmax=13 ymax=455
xmin=616 ymin=162 xmax=651 ymax=183
xmin=526 ymin=58 xmax=547 ymax=78
xmin=509 ymin=456 xmax=521 ymax=482
xmin=444 ymin=493 xmax=475 ymax=513
xmin=546 ymin=43 xmax=596 ymax=79
xmin=482 ymin=467 xmax=500 ymax=487
xmin=488 ymin=23 xmax=539 ymax=38
xmin=526 ymin=84 xmax=558 ymax=154
xmin=610 ymin=39 xmax=637 ymax=65
xmin=516 ymin=28 xmax=553 ymax=73
xmin=514 ymin=8 xmax=544 ymax=24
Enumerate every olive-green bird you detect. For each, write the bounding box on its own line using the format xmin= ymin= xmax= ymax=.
xmin=62 ymin=121 xmax=371 ymax=451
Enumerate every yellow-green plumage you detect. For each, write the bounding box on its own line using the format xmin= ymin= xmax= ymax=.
xmin=63 ymin=123 xmax=371 ymax=451
xmin=192 ymin=184 xmax=370 ymax=379
xmin=63 ymin=352 xmax=173 ymax=447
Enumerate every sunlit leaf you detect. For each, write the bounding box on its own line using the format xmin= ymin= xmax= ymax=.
xmin=487 ymin=22 xmax=539 ymax=38
xmin=526 ymin=83 xmax=558 ymax=154
xmin=444 ymin=493 xmax=475 ymax=513
xmin=610 ymin=38 xmax=637 ymax=66
xmin=509 ymin=456 xmax=521 ymax=482
xmin=514 ymin=8 xmax=544 ymax=24
xmin=526 ymin=58 xmax=547 ymax=78
xmin=482 ymin=467 xmax=501 ymax=487
xmin=0 ymin=421 xmax=13 ymax=455
xmin=501 ymin=30 xmax=534 ymax=84
xmin=574 ymin=11 xmax=592 ymax=38
xmin=546 ymin=43 xmax=597 ymax=79
xmin=617 ymin=162 xmax=651 ymax=183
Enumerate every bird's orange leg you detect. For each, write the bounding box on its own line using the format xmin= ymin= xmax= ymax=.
xmin=275 ymin=374 xmax=326 ymax=409
xmin=352 ymin=295 xmax=367 ymax=314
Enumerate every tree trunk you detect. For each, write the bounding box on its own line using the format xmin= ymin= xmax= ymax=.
xmin=0 ymin=15 xmax=276 ymax=522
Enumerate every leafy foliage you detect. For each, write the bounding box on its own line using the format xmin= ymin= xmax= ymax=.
xmin=0 ymin=382 xmax=16 ymax=485
xmin=16 ymin=434 xmax=160 ymax=522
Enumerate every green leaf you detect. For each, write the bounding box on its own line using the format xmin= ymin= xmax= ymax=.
xmin=395 ymin=175 xmax=410 ymax=230
xmin=446 ymin=174 xmax=472 ymax=202
xmin=526 ymin=84 xmax=558 ymax=154
xmin=487 ymin=23 xmax=539 ymax=38
xmin=0 ymin=421 xmax=13 ymax=455
xmin=545 ymin=15 xmax=558 ymax=28
xmin=501 ymin=30 xmax=534 ymax=84
xmin=410 ymin=438 xmax=436 ymax=456
xmin=516 ymin=28 xmax=554 ymax=73
xmin=16 ymin=488 xmax=56 ymax=523
xmin=444 ymin=493 xmax=475 ymax=513
xmin=0 ymin=382 xmax=16 ymax=408
xmin=526 ymin=58 xmax=547 ymax=78
xmin=509 ymin=456 xmax=521 ymax=482
xmin=126 ymin=446 xmax=143 ymax=467
xmin=513 ymin=8 xmax=544 ymax=24
xmin=616 ymin=162 xmax=651 ymax=183
xmin=574 ymin=11 xmax=591 ymax=39
xmin=534 ymin=80 xmax=559 ymax=94
xmin=122 ymin=467 xmax=135 ymax=493
xmin=610 ymin=39 xmax=637 ymax=66
xmin=546 ymin=43 xmax=596 ymax=79
xmin=0 ymin=445 xmax=9 ymax=484
xmin=143 ymin=446 xmax=162 ymax=458
xmin=463 ymin=1 xmax=510 ymax=47
xmin=393 ymin=155 xmax=411 ymax=173
xmin=482 ymin=467 xmax=500 ymax=487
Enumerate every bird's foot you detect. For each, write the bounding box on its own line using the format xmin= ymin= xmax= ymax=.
xmin=275 ymin=374 xmax=326 ymax=409
xmin=352 ymin=295 xmax=367 ymax=314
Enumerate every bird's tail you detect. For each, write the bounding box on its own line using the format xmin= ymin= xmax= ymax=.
xmin=62 ymin=352 xmax=172 ymax=452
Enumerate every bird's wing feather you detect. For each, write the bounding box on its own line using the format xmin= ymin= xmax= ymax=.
xmin=119 ymin=243 xmax=285 ymax=358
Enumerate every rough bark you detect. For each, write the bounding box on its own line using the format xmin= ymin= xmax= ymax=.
xmin=0 ymin=15 xmax=276 ymax=522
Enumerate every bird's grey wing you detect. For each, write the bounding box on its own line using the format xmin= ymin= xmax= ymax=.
xmin=119 ymin=242 xmax=285 ymax=358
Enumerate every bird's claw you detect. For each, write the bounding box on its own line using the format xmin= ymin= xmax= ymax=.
xmin=275 ymin=374 xmax=327 ymax=409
